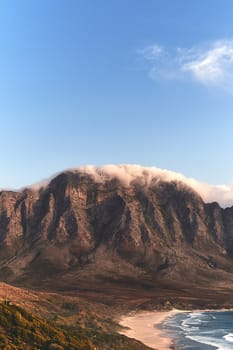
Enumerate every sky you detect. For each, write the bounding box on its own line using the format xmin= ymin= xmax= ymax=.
xmin=1 ymin=0 xmax=233 ymax=188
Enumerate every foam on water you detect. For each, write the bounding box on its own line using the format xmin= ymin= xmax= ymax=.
xmin=223 ymin=333 xmax=233 ymax=343
xmin=164 ymin=311 xmax=233 ymax=350
xmin=186 ymin=335 xmax=230 ymax=350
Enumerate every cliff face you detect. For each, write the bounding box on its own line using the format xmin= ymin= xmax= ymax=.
xmin=1 ymin=171 xmax=233 ymax=293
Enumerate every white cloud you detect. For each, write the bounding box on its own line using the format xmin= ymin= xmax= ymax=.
xmin=182 ymin=41 xmax=233 ymax=84
xmin=28 ymin=164 xmax=233 ymax=208
xmin=5 ymin=164 xmax=231 ymax=208
xmin=140 ymin=40 xmax=233 ymax=88
xmin=138 ymin=44 xmax=164 ymax=60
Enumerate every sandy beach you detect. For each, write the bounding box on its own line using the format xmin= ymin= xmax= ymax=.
xmin=119 ymin=309 xmax=183 ymax=350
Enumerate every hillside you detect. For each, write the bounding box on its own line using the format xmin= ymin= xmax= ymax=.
xmin=0 ymin=301 xmax=152 ymax=350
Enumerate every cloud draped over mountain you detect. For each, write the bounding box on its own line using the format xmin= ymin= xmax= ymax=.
xmin=29 ymin=164 xmax=233 ymax=208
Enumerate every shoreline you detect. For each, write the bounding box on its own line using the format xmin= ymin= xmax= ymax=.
xmin=119 ymin=308 xmax=233 ymax=350
xmin=119 ymin=309 xmax=183 ymax=350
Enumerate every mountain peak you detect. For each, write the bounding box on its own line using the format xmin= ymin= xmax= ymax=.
xmin=27 ymin=164 xmax=233 ymax=208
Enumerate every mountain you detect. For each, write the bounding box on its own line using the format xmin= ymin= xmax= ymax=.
xmin=1 ymin=165 xmax=233 ymax=308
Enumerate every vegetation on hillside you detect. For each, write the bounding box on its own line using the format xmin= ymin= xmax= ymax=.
xmin=0 ymin=302 xmax=152 ymax=350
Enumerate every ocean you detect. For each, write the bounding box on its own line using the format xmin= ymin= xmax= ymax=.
xmin=163 ymin=311 xmax=233 ymax=350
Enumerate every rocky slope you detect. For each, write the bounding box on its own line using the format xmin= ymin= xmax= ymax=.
xmin=1 ymin=168 xmax=233 ymax=307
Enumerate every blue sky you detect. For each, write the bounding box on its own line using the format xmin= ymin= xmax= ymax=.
xmin=1 ymin=0 xmax=233 ymax=188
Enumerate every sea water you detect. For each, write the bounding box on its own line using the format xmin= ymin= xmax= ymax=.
xmin=163 ymin=311 xmax=233 ymax=349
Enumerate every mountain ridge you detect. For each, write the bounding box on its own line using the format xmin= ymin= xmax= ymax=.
xmin=4 ymin=164 xmax=233 ymax=208
xmin=1 ymin=167 xmax=233 ymax=308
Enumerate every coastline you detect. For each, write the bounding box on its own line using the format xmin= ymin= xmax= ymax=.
xmin=119 ymin=309 xmax=183 ymax=350
xmin=119 ymin=308 xmax=233 ymax=350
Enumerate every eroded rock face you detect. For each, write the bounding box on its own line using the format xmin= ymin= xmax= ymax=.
xmin=0 ymin=171 xmax=233 ymax=288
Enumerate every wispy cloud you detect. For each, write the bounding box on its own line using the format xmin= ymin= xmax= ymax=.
xmin=140 ymin=40 xmax=233 ymax=89
xmin=138 ymin=44 xmax=164 ymax=60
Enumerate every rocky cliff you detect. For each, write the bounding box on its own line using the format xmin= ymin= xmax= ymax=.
xmin=1 ymin=168 xmax=233 ymax=306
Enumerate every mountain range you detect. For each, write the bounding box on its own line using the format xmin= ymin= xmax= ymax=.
xmin=1 ymin=165 xmax=233 ymax=309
